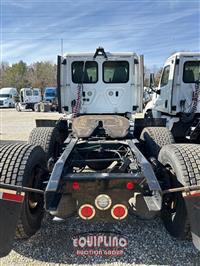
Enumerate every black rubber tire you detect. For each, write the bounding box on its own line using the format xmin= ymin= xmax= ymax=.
xmin=40 ymin=103 xmax=50 ymax=112
xmin=28 ymin=127 xmax=61 ymax=162
xmin=34 ymin=103 xmax=40 ymax=112
xmin=0 ymin=144 xmax=46 ymax=239
xmin=158 ymin=144 xmax=200 ymax=239
xmin=140 ymin=127 xmax=175 ymax=158
xmin=144 ymin=110 xmax=153 ymax=119
xmin=16 ymin=103 xmax=21 ymax=112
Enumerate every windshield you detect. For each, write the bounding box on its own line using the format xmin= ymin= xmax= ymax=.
xmin=183 ymin=61 xmax=200 ymax=83
xmin=103 ymin=61 xmax=129 ymax=83
xmin=72 ymin=61 xmax=98 ymax=83
xmin=0 ymin=94 xmax=10 ymax=98
xmin=45 ymin=92 xmax=56 ymax=97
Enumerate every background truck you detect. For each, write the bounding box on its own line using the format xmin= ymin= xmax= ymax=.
xmin=144 ymin=52 xmax=200 ymax=142
xmin=43 ymin=87 xmax=57 ymax=102
xmin=33 ymin=87 xmax=58 ymax=112
xmin=0 ymin=87 xmax=18 ymax=108
xmin=15 ymin=87 xmax=42 ymax=111
xmin=0 ymin=48 xmax=200 ymax=257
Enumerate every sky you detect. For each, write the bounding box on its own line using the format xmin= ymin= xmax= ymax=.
xmin=1 ymin=0 xmax=200 ymax=68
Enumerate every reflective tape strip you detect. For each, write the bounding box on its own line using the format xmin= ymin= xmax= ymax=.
xmin=183 ymin=191 xmax=200 ymax=198
xmin=2 ymin=193 xmax=24 ymax=203
xmin=0 ymin=189 xmax=24 ymax=203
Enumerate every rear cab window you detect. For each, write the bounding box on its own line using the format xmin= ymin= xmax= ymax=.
xmin=72 ymin=61 xmax=98 ymax=83
xmin=183 ymin=61 xmax=200 ymax=83
xmin=160 ymin=65 xmax=170 ymax=87
xmin=103 ymin=61 xmax=129 ymax=83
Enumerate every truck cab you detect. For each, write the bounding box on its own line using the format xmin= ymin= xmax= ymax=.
xmin=58 ymin=48 xmax=144 ymax=115
xmin=0 ymin=88 xmax=18 ymax=108
xmin=144 ymin=52 xmax=200 ymax=141
xmin=44 ymin=87 xmax=57 ymax=103
xmin=16 ymin=88 xmax=42 ymax=111
xmin=145 ymin=52 xmax=200 ymax=117
xmin=20 ymin=88 xmax=41 ymax=104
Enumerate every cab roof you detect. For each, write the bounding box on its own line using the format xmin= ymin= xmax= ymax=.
xmin=0 ymin=88 xmax=17 ymax=93
xmin=63 ymin=52 xmax=137 ymax=58
xmin=168 ymin=52 xmax=200 ymax=59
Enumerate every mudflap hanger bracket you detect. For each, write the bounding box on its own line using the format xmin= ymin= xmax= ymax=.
xmin=45 ymin=136 xmax=78 ymax=211
xmin=127 ymin=139 xmax=162 ymax=211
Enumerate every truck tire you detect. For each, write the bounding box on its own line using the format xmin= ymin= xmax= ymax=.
xmin=16 ymin=103 xmax=21 ymax=112
xmin=140 ymin=127 xmax=175 ymax=158
xmin=40 ymin=103 xmax=50 ymax=112
xmin=34 ymin=103 xmax=40 ymax=112
xmin=0 ymin=144 xmax=46 ymax=239
xmin=28 ymin=127 xmax=61 ymax=162
xmin=144 ymin=110 xmax=153 ymax=119
xmin=158 ymin=144 xmax=200 ymax=239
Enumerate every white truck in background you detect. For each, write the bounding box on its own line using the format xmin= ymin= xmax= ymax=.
xmin=15 ymin=88 xmax=42 ymax=111
xmin=0 ymin=88 xmax=18 ymax=108
xmin=144 ymin=52 xmax=200 ymax=142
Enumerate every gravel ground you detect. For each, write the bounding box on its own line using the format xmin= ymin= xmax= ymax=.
xmin=0 ymin=108 xmax=62 ymax=141
xmin=0 ymin=109 xmax=200 ymax=266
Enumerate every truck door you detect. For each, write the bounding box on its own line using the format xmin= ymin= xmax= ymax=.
xmin=154 ymin=60 xmax=175 ymax=114
xmin=33 ymin=89 xmax=41 ymax=103
xmin=24 ymin=89 xmax=33 ymax=103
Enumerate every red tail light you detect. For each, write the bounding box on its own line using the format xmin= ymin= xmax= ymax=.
xmin=72 ymin=181 xmax=80 ymax=190
xmin=0 ymin=191 xmax=24 ymax=203
xmin=79 ymin=204 xmax=95 ymax=220
xmin=126 ymin=182 xmax=134 ymax=190
xmin=111 ymin=204 xmax=128 ymax=220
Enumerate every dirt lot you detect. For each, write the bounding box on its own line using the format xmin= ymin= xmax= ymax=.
xmin=0 ymin=108 xmax=62 ymax=142
xmin=0 ymin=109 xmax=200 ymax=266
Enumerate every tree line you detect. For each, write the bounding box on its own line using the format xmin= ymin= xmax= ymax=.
xmin=0 ymin=60 xmax=162 ymax=93
xmin=0 ymin=61 xmax=57 ymax=94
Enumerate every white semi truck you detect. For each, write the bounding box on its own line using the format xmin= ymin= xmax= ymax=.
xmin=0 ymin=87 xmax=18 ymax=108
xmin=0 ymin=48 xmax=199 ymax=257
xmin=15 ymin=88 xmax=42 ymax=111
xmin=144 ymin=52 xmax=200 ymax=142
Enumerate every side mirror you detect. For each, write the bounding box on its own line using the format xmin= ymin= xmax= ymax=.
xmin=150 ymin=73 xmax=155 ymax=88
xmin=156 ymin=89 xmax=161 ymax=95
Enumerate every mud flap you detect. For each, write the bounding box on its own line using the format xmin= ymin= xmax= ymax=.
xmin=0 ymin=190 xmax=24 ymax=257
xmin=183 ymin=192 xmax=200 ymax=251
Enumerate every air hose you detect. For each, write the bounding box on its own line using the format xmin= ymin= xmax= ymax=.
xmin=72 ymin=62 xmax=86 ymax=118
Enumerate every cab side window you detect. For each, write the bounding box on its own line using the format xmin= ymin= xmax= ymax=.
xmin=183 ymin=61 xmax=200 ymax=83
xmin=160 ymin=65 xmax=170 ymax=87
